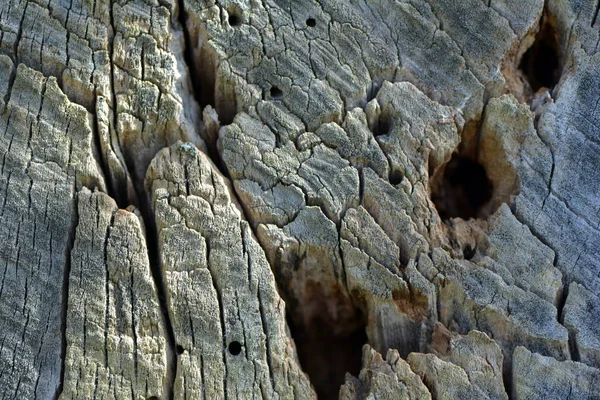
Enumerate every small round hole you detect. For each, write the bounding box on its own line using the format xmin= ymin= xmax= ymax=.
xmin=228 ymin=341 xmax=242 ymax=356
xmin=389 ymin=170 xmax=404 ymax=186
xmin=176 ymin=345 xmax=185 ymax=355
xmin=463 ymin=245 xmax=476 ymax=260
xmin=306 ymin=18 xmax=316 ymax=27
xmin=270 ymin=86 xmax=283 ymax=99
xmin=228 ymin=14 xmax=241 ymax=27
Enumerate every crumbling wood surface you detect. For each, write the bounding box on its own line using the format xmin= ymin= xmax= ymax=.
xmin=0 ymin=0 xmax=599 ymax=399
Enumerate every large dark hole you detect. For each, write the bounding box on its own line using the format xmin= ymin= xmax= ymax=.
xmin=288 ymin=315 xmax=366 ymax=400
xmin=430 ymin=154 xmax=493 ymax=220
xmin=519 ymin=18 xmax=560 ymax=92
xmin=389 ymin=169 xmax=404 ymax=186
xmin=270 ymin=86 xmax=283 ymax=99
xmin=228 ymin=13 xmax=241 ymax=27
xmin=306 ymin=18 xmax=316 ymax=27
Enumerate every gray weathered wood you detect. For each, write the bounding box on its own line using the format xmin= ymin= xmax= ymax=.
xmin=1 ymin=0 xmax=599 ymax=399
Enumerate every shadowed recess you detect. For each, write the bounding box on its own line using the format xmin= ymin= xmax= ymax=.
xmin=519 ymin=16 xmax=561 ymax=92
xmin=430 ymin=154 xmax=493 ymax=220
xmin=270 ymin=86 xmax=283 ymax=99
xmin=288 ymin=315 xmax=367 ymax=400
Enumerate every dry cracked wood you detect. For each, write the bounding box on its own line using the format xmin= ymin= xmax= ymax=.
xmin=1 ymin=0 xmax=600 ymax=399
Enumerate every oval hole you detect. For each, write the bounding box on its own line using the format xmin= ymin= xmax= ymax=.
xmin=228 ymin=13 xmax=241 ymax=27
xmin=463 ymin=244 xmax=476 ymax=260
xmin=228 ymin=341 xmax=242 ymax=356
xmin=270 ymin=86 xmax=283 ymax=99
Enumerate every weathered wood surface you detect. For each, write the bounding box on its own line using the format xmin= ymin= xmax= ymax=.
xmin=0 ymin=0 xmax=599 ymax=399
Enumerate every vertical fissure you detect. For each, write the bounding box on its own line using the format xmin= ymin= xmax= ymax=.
xmin=176 ymin=0 xmax=229 ymax=177
xmin=204 ymin=239 xmax=229 ymax=398
xmin=103 ymin=212 xmax=115 ymax=370
xmin=54 ymin=190 xmax=80 ymax=400
xmin=91 ymin=100 xmax=124 ymax=209
xmin=592 ymin=0 xmax=600 ymax=27
xmin=100 ymin=1 xmax=180 ymax=395
xmin=175 ymin=2 xmax=368 ymax=398
xmin=518 ymin=9 xmax=561 ymax=95
xmin=134 ymin=179 xmax=178 ymax=400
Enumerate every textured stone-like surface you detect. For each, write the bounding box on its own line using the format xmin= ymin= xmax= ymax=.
xmin=563 ymin=283 xmax=600 ymax=367
xmin=0 ymin=63 xmax=105 ymax=398
xmin=340 ymin=345 xmax=431 ymax=400
xmin=1 ymin=0 xmax=599 ymax=398
xmin=61 ymin=189 xmax=167 ymax=399
xmin=512 ymin=346 xmax=600 ymax=400
xmin=146 ymin=142 xmax=314 ymax=399
xmin=416 ymin=324 xmax=507 ymax=400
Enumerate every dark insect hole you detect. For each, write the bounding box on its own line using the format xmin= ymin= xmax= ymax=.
xmin=228 ymin=341 xmax=242 ymax=355
xmin=463 ymin=244 xmax=476 ymax=260
xmin=270 ymin=86 xmax=283 ymax=99
xmin=228 ymin=13 xmax=241 ymax=27
xmin=389 ymin=169 xmax=404 ymax=185
xmin=306 ymin=18 xmax=316 ymax=27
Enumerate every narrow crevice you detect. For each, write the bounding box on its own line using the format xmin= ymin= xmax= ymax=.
xmin=556 ymin=256 xmax=568 ymax=324
xmin=91 ymin=101 xmax=127 ymax=209
xmin=102 ymin=4 xmax=179 ymax=397
xmin=176 ymin=4 xmax=368 ymax=399
xmin=176 ymin=0 xmax=229 ymax=178
xmin=365 ymin=79 xmax=382 ymax=104
xmin=54 ymin=191 xmax=80 ymax=400
xmin=134 ymin=179 xmax=178 ymax=400
xmin=563 ymin=299 xmax=582 ymax=362
xmin=179 ymin=0 xmax=238 ymax=128
xmin=178 ymin=1 xmax=215 ymax=109
xmin=174 ymin=1 xmax=262 ymax=240
xmin=593 ymin=0 xmax=600 ymax=27
xmin=556 ymin=266 xmax=580 ymax=362
xmin=372 ymin=113 xmax=392 ymax=137
xmin=503 ymin=363 xmax=514 ymax=400
xmin=2 ymin=63 xmax=17 ymax=105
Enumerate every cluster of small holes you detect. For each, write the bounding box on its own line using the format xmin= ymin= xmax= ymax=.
xmin=176 ymin=341 xmax=242 ymax=357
